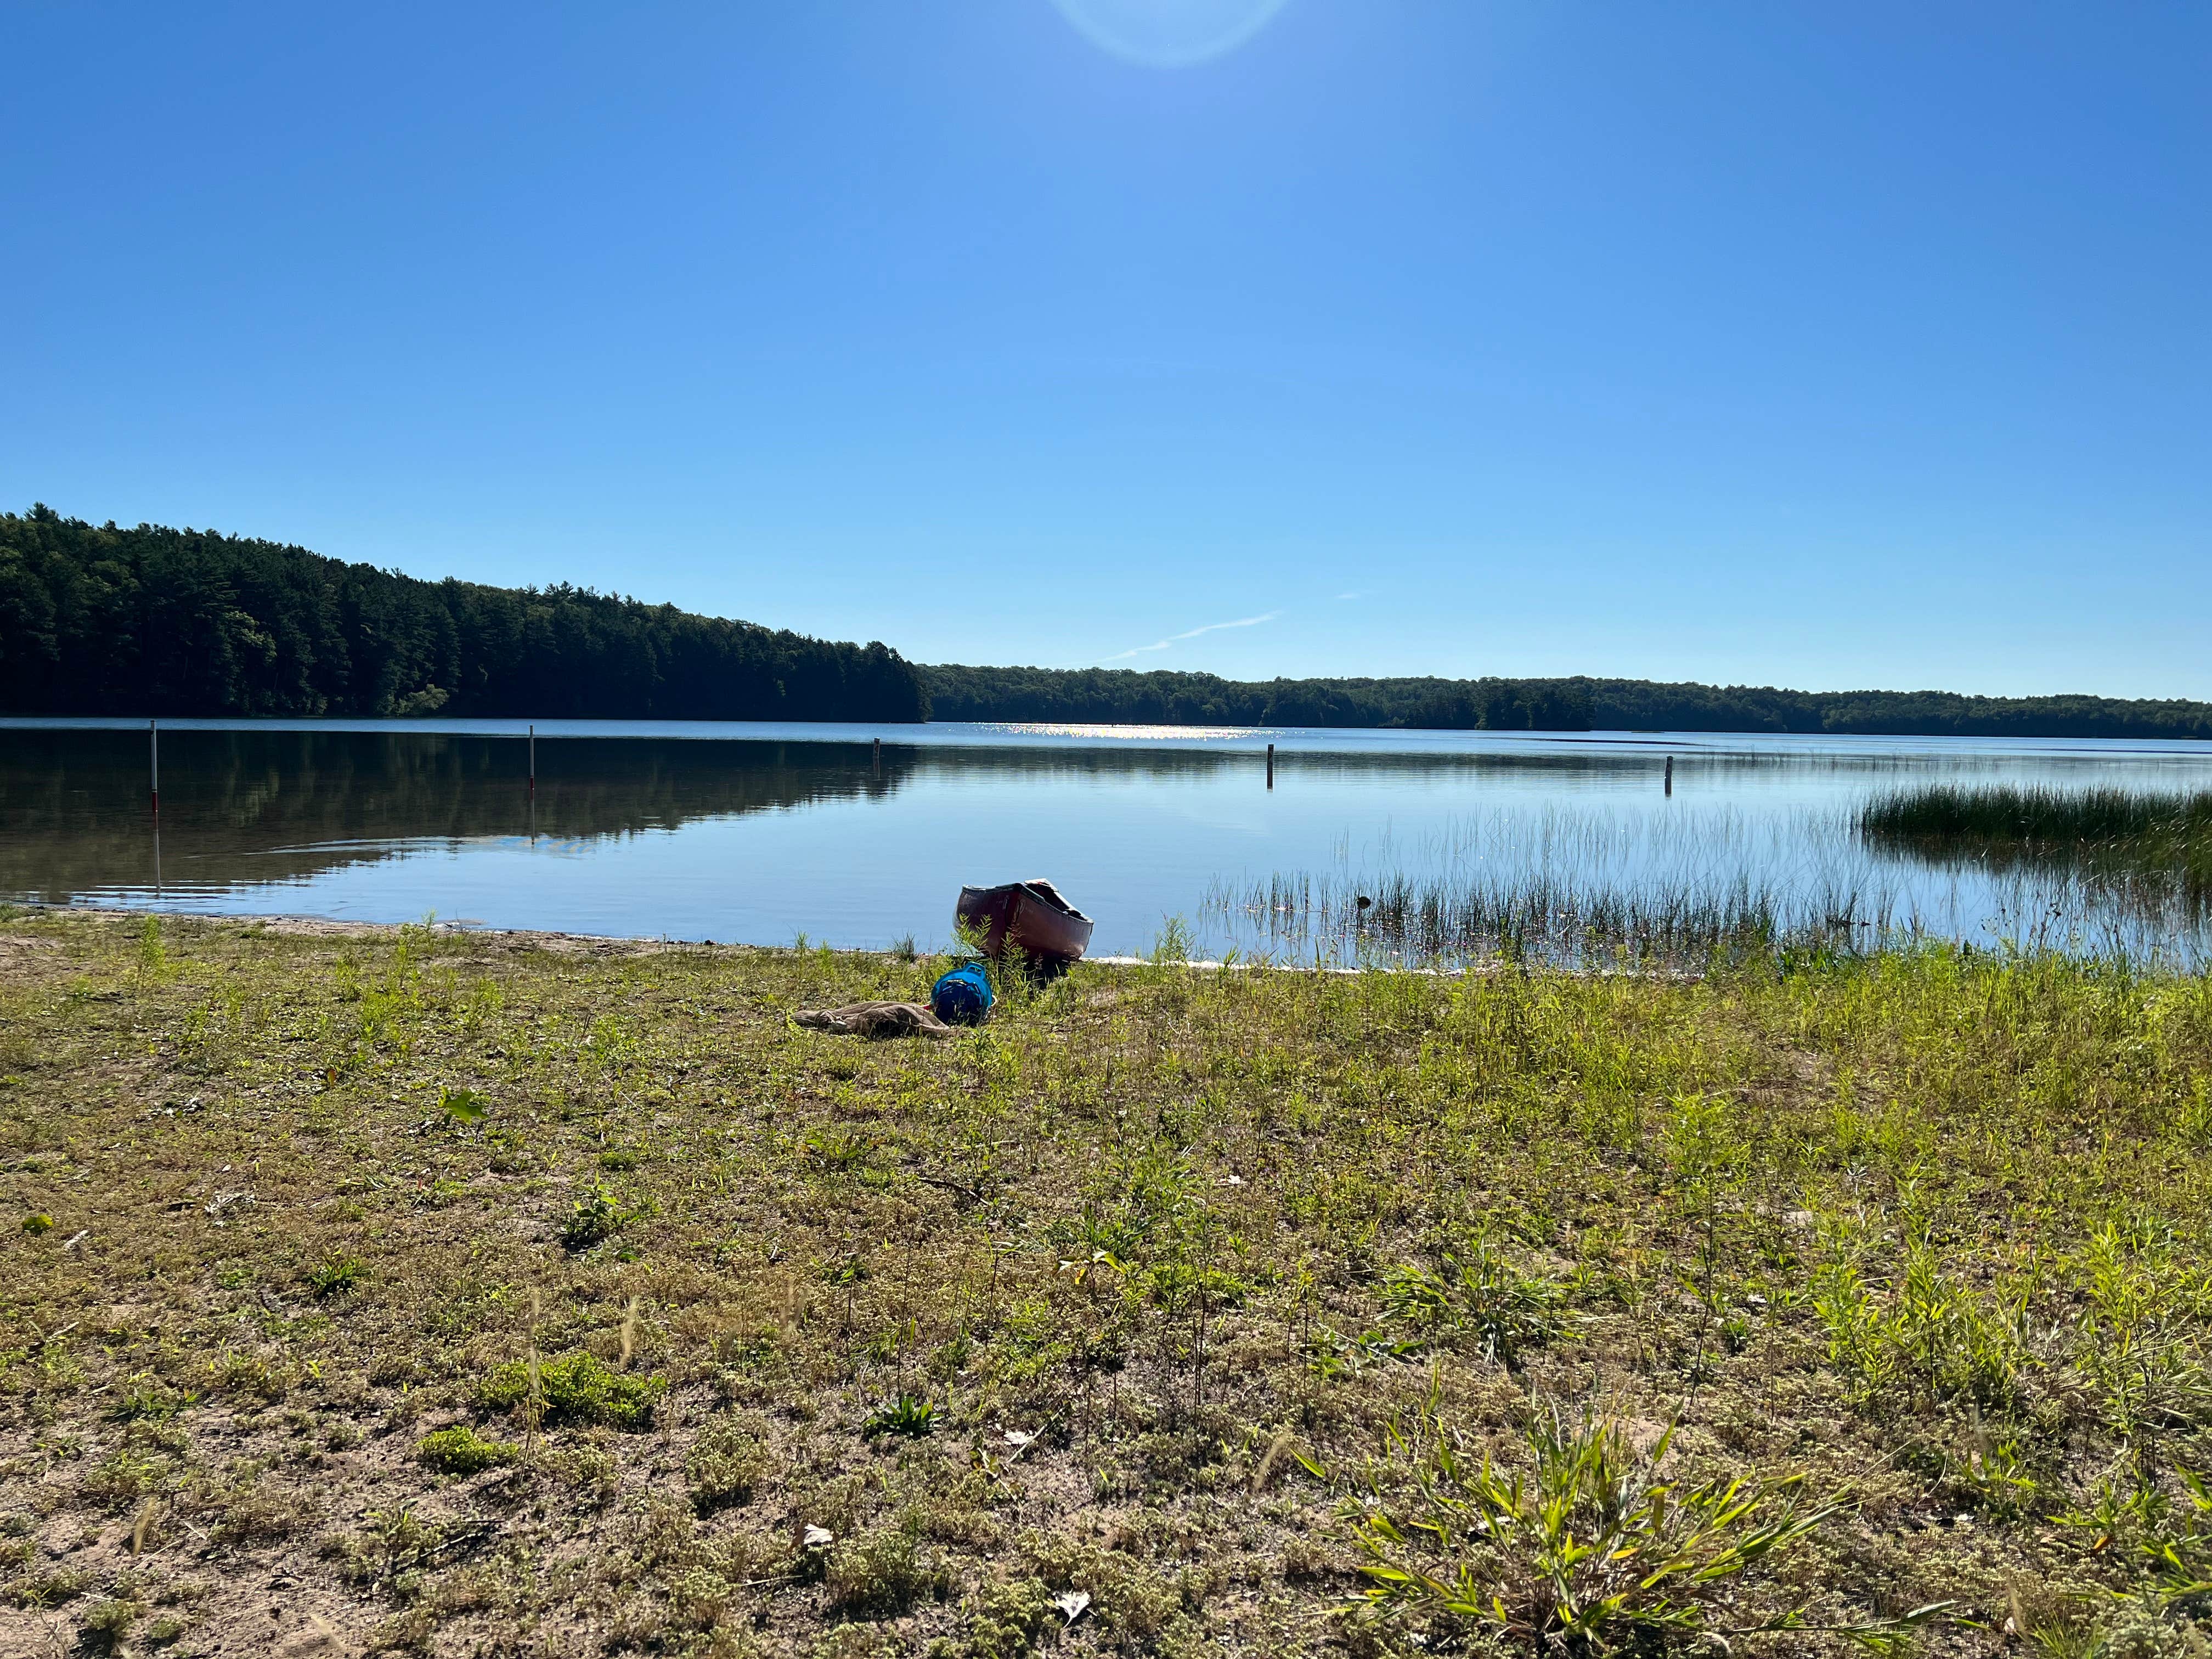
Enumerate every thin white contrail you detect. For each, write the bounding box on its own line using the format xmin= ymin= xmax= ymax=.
xmin=1099 ymin=610 xmax=1282 ymax=663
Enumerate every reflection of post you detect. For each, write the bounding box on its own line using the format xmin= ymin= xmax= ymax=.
xmin=147 ymin=709 xmax=160 ymax=892
xmin=1664 ymin=755 xmax=1673 ymax=797
xmin=1266 ymin=742 xmax=1274 ymax=791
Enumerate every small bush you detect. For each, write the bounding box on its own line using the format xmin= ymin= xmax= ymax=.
xmin=114 ymin=1373 xmax=194 ymax=1421
xmin=826 ymin=1525 xmax=951 ymax=1618
xmin=306 ymin=1254 xmax=368 ymax=1298
xmin=863 ymin=1392 xmax=936 ymax=1438
xmin=478 ymin=1350 xmax=664 ymax=1431
xmin=933 ymin=1576 xmax=1060 ymax=1659
xmin=416 ymin=1425 xmax=518 ymax=1475
xmin=207 ymin=1476 xmax=314 ymax=1545
xmin=559 ymin=1183 xmax=629 ymax=1250
xmin=326 ymin=1499 xmax=451 ymax=1589
xmin=1351 ymin=1406 xmax=1841 ymax=1651
xmin=819 ymin=1624 xmax=906 ymax=1659
xmin=1381 ymin=1246 xmax=1564 ymax=1367
xmin=1451 ymin=1245 xmax=1566 ymax=1365
xmin=685 ymin=1415 xmax=769 ymax=1511
xmin=7 ymin=1566 xmax=91 ymax=1609
xmin=805 ymin=1127 xmax=878 ymax=1173
xmin=538 ymin=1440 xmax=620 ymax=1505
xmin=80 ymin=1595 xmax=143 ymax=1646
xmin=80 ymin=1448 xmax=170 ymax=1511
xmin=22 ymin=1212 xmax=54 ymax=1235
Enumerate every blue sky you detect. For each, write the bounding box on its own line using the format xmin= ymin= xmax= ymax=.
xmin=4 ymin=2 xmax=2207 ymax=697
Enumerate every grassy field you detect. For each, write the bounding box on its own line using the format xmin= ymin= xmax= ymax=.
xmin=3 ymin=912 xmax=2211 ymax=1657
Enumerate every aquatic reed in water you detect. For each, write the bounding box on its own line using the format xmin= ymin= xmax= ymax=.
xmin=1205 ymin=867 xmax=1897 ymax=967
xmin=1860 ymin=782 xmax=2212 ymax=845
xmin=1205 ymin=805 xmax=1902 ymax=968
xmin=1860 ymin=784 xmax=2212 ymax=908
xmin=1205 ymin=797 xmax=2212 ymax=969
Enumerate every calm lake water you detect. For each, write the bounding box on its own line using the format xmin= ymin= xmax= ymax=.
xmin=5 ymin=719 xmax=2211 ymax=964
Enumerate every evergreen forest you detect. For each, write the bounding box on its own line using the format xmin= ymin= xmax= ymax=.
xmin=0 ymin=507 xmax=927 ymax=721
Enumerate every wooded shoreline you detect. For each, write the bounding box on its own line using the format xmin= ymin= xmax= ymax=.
xmin=9 ymin=506 xmax=2210 ymax=738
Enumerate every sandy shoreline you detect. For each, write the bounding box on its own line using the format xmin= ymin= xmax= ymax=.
xmin=8 ymin=901 xmax=1567 ymax=976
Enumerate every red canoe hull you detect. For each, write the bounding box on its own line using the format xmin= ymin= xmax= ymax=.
xmin=956 ymin=879 xmax=1095 ymax=964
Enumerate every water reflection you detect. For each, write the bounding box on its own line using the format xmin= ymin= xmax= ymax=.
xmin=6 ymin=727 xmax=1756 ymax=904
xmin=1 ymin=729 xmax=916 ymax=902
xmin=3 ymin=723 xmax=2209 ymax=961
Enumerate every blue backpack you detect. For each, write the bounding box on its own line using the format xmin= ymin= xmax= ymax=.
xmin=930 ymin=963 xmax=994 ymax=1026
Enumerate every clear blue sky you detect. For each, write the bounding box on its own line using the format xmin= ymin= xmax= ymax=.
xmin=5 ymin=3 xmax=2207 ymax=698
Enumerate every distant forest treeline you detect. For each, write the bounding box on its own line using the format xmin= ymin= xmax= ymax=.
xmin=8 ymin=506 xmax=2209 ymax=738
xmin=922 ymin=664 xmax=2212 ymax=740
xmin=0 ymin=507 xmax=928 ymax=721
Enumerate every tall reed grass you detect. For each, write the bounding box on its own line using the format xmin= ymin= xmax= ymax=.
xmin=1860 ymin=784 xmax=2212 ymax=910
xmin=1204 ymin=794 xmax=2212 ymax=970
xmin=1860 ymin=782 xmax=2212 ymax=844
xmin=1204 ymin=805 xmax=1902 ymax=968
xmin=1205 ymin=866 xmax=1865 ymax=968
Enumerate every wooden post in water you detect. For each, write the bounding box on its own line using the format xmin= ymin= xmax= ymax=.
xmin=149 ymin=719 xmax=160 ymax=816
xmin=1664 ymin=755 xmax=1673 ymax=797
xmin=873 ymin=736 xmax=882 ymax=774
xmin=528 ymin=725 xmax=536 ymax=795
xmin=1266 ymin=742 xmax=1274 ymax=790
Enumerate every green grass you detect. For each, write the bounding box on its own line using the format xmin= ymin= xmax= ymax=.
xmin=478 ymin=1350 xmax=664 ymax=1431
xmin=304 ymin=1251 xmax=369 ymax=1297
xmin=416 ymin=1424 xmax=520 ymax=1475
xmin=2 ymin=910 xmax=2211 ymax=1655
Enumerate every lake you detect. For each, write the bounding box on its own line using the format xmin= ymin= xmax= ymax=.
xmin=5 ymin=718 xmax=2210 ymax=965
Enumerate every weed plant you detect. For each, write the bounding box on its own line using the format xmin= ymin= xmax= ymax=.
xmin=1343 ymin=1403 xmax=1900 ymax=1651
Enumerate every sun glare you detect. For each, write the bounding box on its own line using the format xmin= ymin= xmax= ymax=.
xmin=1047 ymin=0 xmax=1292 ymax=68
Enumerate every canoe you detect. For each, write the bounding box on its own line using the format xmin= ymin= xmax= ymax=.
xmin=956 ymin=879 xmax=1095 ymax=966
